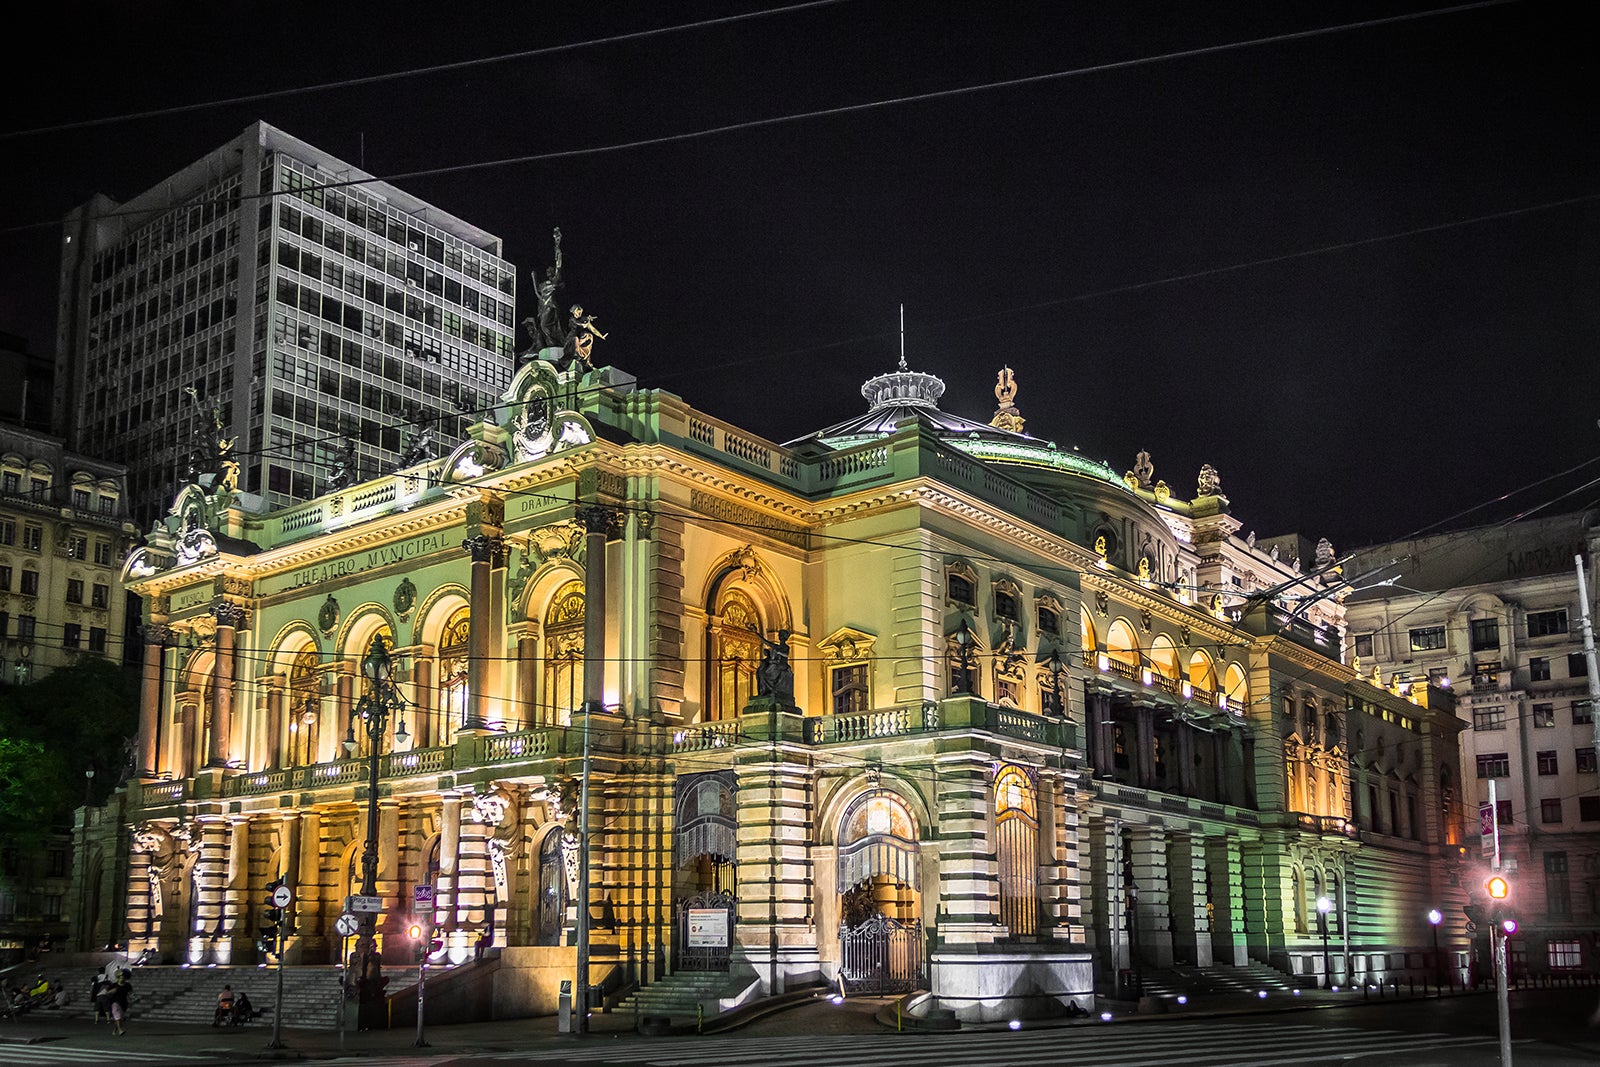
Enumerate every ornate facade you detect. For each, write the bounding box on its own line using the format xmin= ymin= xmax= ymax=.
xmin=86 ymin=354 xmax=1464 ymax=1020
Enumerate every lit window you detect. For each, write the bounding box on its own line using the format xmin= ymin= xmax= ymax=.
xmin=1533 ymin=703 xmax=1556 ymax=728
xmin=1409 ymin=626 xmax=1445 ymax=651
xmin=1548 ymin=940 xmax=1582 ymax=970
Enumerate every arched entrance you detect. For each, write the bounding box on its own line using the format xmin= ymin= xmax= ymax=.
xmin=672 ymin=772 xmax=737 ymax=971
xmin=836 ymin=790 xmax=924 ymax=993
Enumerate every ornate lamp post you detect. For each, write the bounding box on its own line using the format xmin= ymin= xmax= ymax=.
xmin=343 ymin=634 xmax=409 ymax=1029
xmin=1427 ymin=908 xmax=1443 ymax=984
xmin=1316 ymin=895 xmax=1333 ymax=988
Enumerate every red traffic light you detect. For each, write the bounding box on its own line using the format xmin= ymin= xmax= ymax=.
xmin=1501 ymin=918 xmax=1519 ymax=935
xmin=408 ymin=923 xmax=424 ymax=939
xmin=1486 ymin=875 xmax=1510 ymax=900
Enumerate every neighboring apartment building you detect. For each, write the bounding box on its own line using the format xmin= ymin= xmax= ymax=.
xmin=0 ymin=422 xmax=138 ymax=682
xmin=82 ymin=351 xmax=1464 ymax=1023
xmin=0 ymin=330 xmax=53 ymax=433
xmin=0 ymin=831 xmax=74 ymax=966
xmin=1345 ymin=512 xmax=1600 ymax=976
xmin=55 ymin=121 xmax=518 ymax=527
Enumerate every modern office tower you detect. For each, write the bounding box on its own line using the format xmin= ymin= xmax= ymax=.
xmin=55 ymin=121 xmax=518 ymax=527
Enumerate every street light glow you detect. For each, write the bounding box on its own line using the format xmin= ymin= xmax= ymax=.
xmin=1316 ymin=895 xmax=1332 ymax=914
xmin=1427 ymin=908 xmax=1443 ymax=925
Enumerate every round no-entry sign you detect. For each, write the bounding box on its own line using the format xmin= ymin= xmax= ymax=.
xmin=272 ymin=885 xmax=293 ymax=908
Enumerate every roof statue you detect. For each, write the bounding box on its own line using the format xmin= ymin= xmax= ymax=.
xmin=989 ymin=366 xmax=1026 ymax=433
xmin=522 ymin=227 xmax=566 ymax=353
xmin=519 ymin=228 xmax=609 ymax=373
xmin=394 ymin=412 xmax=437 ymax=470
xmin=327 ymin=435 xmax=359 ymax=492
xmin=1132 ymin=450 xmax=1155 ymax=489
xmin=1197 ymin=463 xmax=1222 ymax=496
xmin=180 ymin=386 xmax=237 ymax=499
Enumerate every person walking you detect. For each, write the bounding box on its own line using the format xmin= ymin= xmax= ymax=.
xmin=91 ymin=973 xmax=110 ymax=1024
xmin=109 ymin=973 xmax=131 ymax=1036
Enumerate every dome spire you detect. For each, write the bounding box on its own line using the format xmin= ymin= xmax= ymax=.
xmin=862 ymin=305 xmax=943 ymax=411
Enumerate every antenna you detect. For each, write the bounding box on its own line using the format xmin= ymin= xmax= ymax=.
xmin=898 ymin=304 xmax=907 ymax=371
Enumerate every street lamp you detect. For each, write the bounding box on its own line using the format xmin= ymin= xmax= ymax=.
xmin=1427 ymin=908 xmax=1443 ymax=984
xmin=343 ymin=634 xmax=409 ymax=1030
xmin=78 ymin=767 xmax=94 ymax=950
xmin=1316 ymin=896 xmax=1333 ymax=988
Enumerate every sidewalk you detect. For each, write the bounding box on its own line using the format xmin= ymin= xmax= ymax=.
xmin=0 ymin=984 xmax=1494 ymax=1060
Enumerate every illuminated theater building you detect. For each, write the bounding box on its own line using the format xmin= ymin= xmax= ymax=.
xmin=91 ymin=352 xmax=1465 ymax=1020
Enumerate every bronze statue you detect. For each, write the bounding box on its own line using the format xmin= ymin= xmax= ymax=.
xmin=530 ymin=227 xmax=565 ymax=351
xmin=751 ymin=626 xmax=795 ymax=704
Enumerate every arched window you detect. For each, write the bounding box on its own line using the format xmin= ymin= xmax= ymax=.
xmin=1149 ymin=635 xmax=1180 ymax=681
xmin=1291 ymin=868 xmax=1307 ymax=934
xmin=1106 ymin=619 xmax=1139 ymax=668
xmin=540 ymin=582 xmax=584 ymax=726
xmin=712 ymin=589 xmax=762 ymax=720
xmin=1188 ymin=650 xmax=1218 ymax=694
xmin=435 ymin=607 xmax=471 ymax=742
xmin=1080 ymin=611 xmax=1098 ymax=659
xmin=1302 ymin=696 xmax=1319 ymax=744
xmin=995 ymin=766 xmax=1038 ymax=936
xmin=287 ymin=648 xmax=320 ymax=767
xmin=1223 ymin=663 xmax=1249 ymax=706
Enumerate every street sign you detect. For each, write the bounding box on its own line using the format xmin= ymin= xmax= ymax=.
xmin=347 ymin=894 xmax=383 ymax=914
xmin=335 ymin=913 xmax=359 ymax=937
xmin=271 ymin=884 xmax=293 ymax=909
xmin=414 ymin=884 xmax=434 ymax=906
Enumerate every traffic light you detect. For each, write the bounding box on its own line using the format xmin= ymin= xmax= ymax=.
xmin=259 ymin=876 xmax=285 ymax=955
xmin=1485 ymin=875 xmax=1518 ymax=937
xmin=409 ymin=922 xmax=426 ymax=961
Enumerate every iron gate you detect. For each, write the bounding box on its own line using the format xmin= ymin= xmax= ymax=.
xmin=839 ymin=915 xmax=925 ymax=993
xmin=676 ymin=890 xmax=736 ymax=972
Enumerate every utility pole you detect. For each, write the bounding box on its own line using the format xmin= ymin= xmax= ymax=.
xmin=1575 ymin=556 xmax=1600 ymax=782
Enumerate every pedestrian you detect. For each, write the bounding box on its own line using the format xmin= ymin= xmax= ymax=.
xmin=91 ymin=974 xmax=110 ymax=1023
xmin=109 ymin=973 xmax=131 ymax=1036
xmin=214 ymin=983 xmax=235 ymax=1026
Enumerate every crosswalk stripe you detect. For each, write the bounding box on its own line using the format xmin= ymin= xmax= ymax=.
xmin=0 ymin=1046 xmax=212 ymax=1063
xmin=502 ymin=1025 xmax=1498 ymax=1067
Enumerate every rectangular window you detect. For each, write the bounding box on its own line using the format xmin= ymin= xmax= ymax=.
xmin=1409 ymin=626 xmax=1446 ymax=651
xmin=88 ymin=627 xmax=108 ymax=653
xmin=62 ymin=623 xmax=81 ymax=649
xmin=1470 ymin=617 xmax=1500 ymax=652
xmin=46 ymin=850 xmax=66 ymax=877
xmin=1472 ymin=705 xmax=1506 ymax=731
xmin=1527 ymin=609 xmax=1568 ymax=638
xmin=16 ymin=615 xmax=34 ymax=641
xmin=1353 ymin=634 xmax=1374 ymax=659
xmin=1571 ymin=652 xmax=1591 ymax=679
xmin=1537 ymin=751 xmax=1558 ymax=775
xmin=1549 ymin=940 xmax=1583 ymax=970
xmin=22 ymin=524 xmax=42 ymax=551
xmin=1496 ymin=799 xmax=1513 ymax=826
xmin=830 ymin=664 xmax=869 ymax=716
xmin=42 ymin=894 xmax=61 ymax=921
xmin=1576 ymin=701 xmax=1594 ymax=726
xmin=1476 ymin=752 xmax=1511 ymax=778
xmin=1581 ymin=796 xmax=1600 ymax=821
xmin=0 ymin=520 xmax=12 ymax=545
xmin=93 ymin=540 xmax=113 ymax=565
xmin=1533 ymin=703 xmax=1556 ymax=728
xmin=92 ymin=583 xmax=110 ymax=609
xmin=20 ymin=570 xmax=38 ymax=596
xmin=0 ymin=565 xmax=8 ymax=590
xmin=1578 ymin=748 xmax=1598 ymax=774
xmin=1529 ymin=657 xmax=1550 ymax=682
xmin=66 ymin=578 xmax=83 ymax=604
xmin=1541 ymin=798 xmax=1563 ymax=823
xmin=1545 ymin=852 xmax=1571 ymax=917
xmin=72 ymin=488 xmax=90 ymax=510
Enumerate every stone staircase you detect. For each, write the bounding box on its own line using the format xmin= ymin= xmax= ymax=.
xmin=13 ymin=964 xmax=420 ymax=1028
xmin=615 ymin=971 xmax=739 ymax=1019
xmin=1138 ymin=961 xmax=1308 ymax=999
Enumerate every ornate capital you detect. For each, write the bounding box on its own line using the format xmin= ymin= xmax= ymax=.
xmin=143 ymin=623 xmax=174 ymax=647
xmin=213 ymin=601 xmax=248 ymax=630
xmin=462 ymin=534 xmax=504 ymax=564
xmin=576 ymin=504 xmax=621 ymax=537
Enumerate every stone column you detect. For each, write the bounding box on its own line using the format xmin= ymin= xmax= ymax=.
xmin=376 ymin=800 xmax=403 ymax=958
xmin=190 ymin=817 xmax=230 ymax=963
xmin=293 ymin=811 xmax=326 ymax=964
xmin=1087 ymin=692 xmax=1112 ymax=776
xmin=1135 ymin=706 xmax=1156 ymax=788
xmin=1167 ymin=832 xmax=1211 ymax=966
xmin=461 ymin=535 xmax=502 ymax=731
xmin=1037 ymin=767 xmax=1082 ymax=938
xmin=1206 ymin=834 xmax=1247 ymax=966
xmin=1240 ymin=838 xmax=1285 ymax=967
xmin=457 ymin=795 xmax=495 ymax=955
xmin=265 ymin=686 xmax=284 ymax=771
xmin=126 ymin=846 xmax=155 ymax=957
xmin=177 ymin=695 xmax=199 ymax=779
xmin=517 ymin=634 xmax=538 ymax=730
xmin=207 ymin=605 xmax=241 ymax=767
xmin=138 ymin=624 xmax=169 ymax=778
xmin=412 ymin=658 xmax=435 ymax=747
xmin=221 ymin=816 xmax=250 ymax=963
xmin=1129 ymin=825 xmax=1173 ymax=967
xmin=436 ymin=792 xmax=463 ymax=937
xmin=577 ymin=506 xmax=619 ymax=714
xmin=931 ymin=752 xmax=998 ymax=943
xmin=335 ymin=671 xmax=354 ymax=762
xmin=1176 ymin=724 xmax=1196 ymax=796
xmin=733 ymin=758 xmax=819 ymax=995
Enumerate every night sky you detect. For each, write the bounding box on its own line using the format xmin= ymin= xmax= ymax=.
xmin=2 ymin=1 xmax=1595 ymax=551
